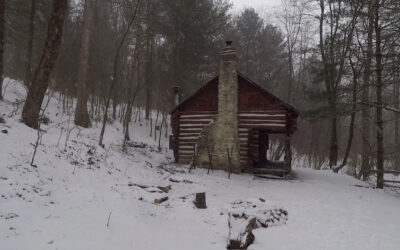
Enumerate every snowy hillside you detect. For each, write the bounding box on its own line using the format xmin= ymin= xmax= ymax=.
xmin=1 ymin=79 xmax=400 ymax=250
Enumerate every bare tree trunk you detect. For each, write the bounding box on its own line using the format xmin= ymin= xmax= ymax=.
xmin=154 ymin=109 xmax=159 ymax=141
xmin=123 ymin=39 xmax=140 ymax=149
xmin=318 ymin=0 xmax=338 ymax=168
xmin=90 ymin=93 xmax=94 ymax=118
xmin=287 ymin=48 xmax=294 ymax=103
xmin=62 ymin=94 xmax=66 ymax=112
xmin=0 ymin=0 xmax=4 ymax=99
xmin=112 ymin=97 xmax=117 ymax=120
xmin=25 ymin=0 xmax=36 ymax=86
xmin=158 ymin=114 xmax=164 ymax=151
xmin=164 ymin=113 xmax=168 ymax=138
xmin=334 ymin=56 xmax=358 ymax=173
xmin=21 ymin=0 xmax=68 ymax=129
xmin=74 ymin=0 xmax=94 ymax=128
xmin=329 ymin=112 xmax=338 ymax=168
xmin=374 ymin=0 xmax=384 ymax=189
xmin=145 ymin=36 xmax=153 ymax=120
xmin=359 ymin=0 xmax=374 ymax=180
xmin=123 ymin=57 xmax=144 ymax=151
xmin=395 ymin=70 xmax=400 ymax=170
xmin=122 ymin=87 xmax=133 ymax=151
xmin=119 ymin=103 xmax=125 ymax=122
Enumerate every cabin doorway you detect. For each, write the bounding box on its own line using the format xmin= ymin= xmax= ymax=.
xmin=249 ymin=128 xmax=289 ymax=175
xmin=249 ymin=129 xmax=270 ymax=168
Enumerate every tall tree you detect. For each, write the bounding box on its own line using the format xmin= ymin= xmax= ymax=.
xmin=278 ymin=0 xmax=307 ymax=103
xmin=144 ymin=36 xmax=153 ymax=120
xmin=159 ymin=0 xmax=230 ymax=94
xmin=395 ymin=65 xmax=400 ymax=170
xmin=0 ymin=0 xmax=4 ymax=99
xmin=316 ymin=0 xmax=361 ymax=168
xmin=233 ymin=8 xmax=287 ymax=92
xmin=143 ymin=0 xmax=156 ymax=120
xmin=25 ymin=0 xmax=37 ymax=86
xmin=21 ymin=0 xmax=69 ymax=128
xmin=74 ymin=0 xmax=94 ymax=128
xmin=374 ymin=0 xmax=384 ymax=188
xmin=235 ymin=8 xmax=263 ymax=77
xmin=359 ymin=0 xmax=374 ymax=180
xmin=333 ymin=54 xmax=360 ymax=173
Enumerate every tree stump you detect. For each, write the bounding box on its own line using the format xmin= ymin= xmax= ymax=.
xmin=194 ymin=192 xmax=206 ymax=209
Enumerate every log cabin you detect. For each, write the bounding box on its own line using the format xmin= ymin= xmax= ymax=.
xmin=170 ymin=41 xmax=299 ymax=176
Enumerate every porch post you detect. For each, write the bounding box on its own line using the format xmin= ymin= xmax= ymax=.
xmin=284 ymin=133 xmax=292 ymax=172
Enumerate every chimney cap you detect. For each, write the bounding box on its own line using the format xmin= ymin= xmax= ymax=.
xmin=225 ymin=41 xmax=233 ymax=46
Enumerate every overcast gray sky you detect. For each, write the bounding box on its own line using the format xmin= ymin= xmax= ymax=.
xmin=230 ymin=0 xmax=282 ymax=24
xmin=230 ymin=0 xmax=281 ymax=9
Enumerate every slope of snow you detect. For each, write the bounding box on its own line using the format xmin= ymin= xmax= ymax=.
xmin=1 ymin=79 xmax=400 ymax=250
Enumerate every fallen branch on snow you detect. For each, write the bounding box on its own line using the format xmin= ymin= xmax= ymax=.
xmin=128 ymin=182 xmax=172 ymax=193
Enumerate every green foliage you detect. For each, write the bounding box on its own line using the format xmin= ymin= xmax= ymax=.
xmin=158 ymin=0 xmax=231 ymax=93
xmin=229 ymin=8 xmax=288 ymax=95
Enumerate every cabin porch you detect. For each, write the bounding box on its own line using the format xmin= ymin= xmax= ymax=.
xmin=246 ymin=128 xmax=292 ymax=178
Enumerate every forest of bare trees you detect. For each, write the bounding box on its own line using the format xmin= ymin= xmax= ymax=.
xmin=0 ymin=0 xmax=399 ymax=188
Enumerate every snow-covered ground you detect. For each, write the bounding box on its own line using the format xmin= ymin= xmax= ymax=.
xmin=1 ymin=79 xmax=400 ymax=250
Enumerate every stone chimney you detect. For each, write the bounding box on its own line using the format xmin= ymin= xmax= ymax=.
xmin=195 ymin=41 xmax=241 ymax=172
xmin=213 ymin=41 xmax=241 ymax=172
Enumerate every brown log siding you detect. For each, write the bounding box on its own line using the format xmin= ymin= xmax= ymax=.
xmin=170 ymin=73 xmax=298 ymax=168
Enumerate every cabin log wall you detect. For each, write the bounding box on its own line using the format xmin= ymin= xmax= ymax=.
xmin=175 ymin=110 xmax=289 ymax=166
xmin=177 ymin=112 xmax=217 ymax=163
xmin=171 ymin=73 xmax=298 ymax=169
